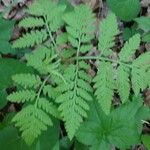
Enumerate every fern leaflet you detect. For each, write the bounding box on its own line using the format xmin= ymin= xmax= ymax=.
xmin=93 ymin=61 xmax=115 ymax=114
xmin=13 ymin=0 xmax=66 ymax=49
xmin=98 ymin=12 xmax=119 ymax=56
xmin=56 ymin=5 xmax=95 ymax=139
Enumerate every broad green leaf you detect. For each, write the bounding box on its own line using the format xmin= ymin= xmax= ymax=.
xmin=60 ymin=136 xmax=73 ymax=150
xmin=74 ymin=141 xmax=89 ymax=150
xmin=0 ymin=126 xmax=33 ymax=150
xmin=141 ymin=134 xmax=150 ymax=150
xmin=0 ymin=119 xmax=59 ymax=150
xmin=0 ymin=90 xmax=7 ymax=109
xmin=36 ymin=119 xmax=60 ymax=150
xmin=76 ymin=97 xmax=149 ymax=149
xmin=107 ymin=0 xmax=140 ymax=21
xmin=0 ymin=15 xmax=16 ymax=54
xmin=123 ymin=28 xmax=133 ymax=41
xmin=0 ymin=58 xmax=33 ymax=90
xmin=142 ymin=32 xmax=150 ymax=43
xmin=123 ymin=26 xmax=138 ymax=41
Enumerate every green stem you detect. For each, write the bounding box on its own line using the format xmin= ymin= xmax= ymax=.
xmin=76 ymin=56 xmax=132 ymax=68
xmin=73 ymin=38 xmax=81 ymax=97
xmin=44 ymin=16 xmax=57 ymax=50
xmin=35 ymin=75 xmax=50 ymax=108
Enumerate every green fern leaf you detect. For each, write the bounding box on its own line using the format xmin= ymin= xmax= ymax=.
xmin=26 ymin=0 xmax=65 ymax=32
xmin=13 ymin=30 xmax=48 ymax=48
xmin=117 ymin=65 xmax=130 ymax=103
xmin=7 ymin=90 xmax=36 ymax=103
xmin=93 ymin=61 xmax=114 ymax=115
xmin=64 ymin=4 xmax=95 ymax=51
xmin=19 ymin=17 xmax=44 ymax=28
xmin=13 ymin=0 xmax=66 ymax=50
xmin=119 ymin=34 xmax=141 ymax=62
xmin=38 ymin=97 xmax=60 ymax=118
xmin=12 ymin=73 xmax=41 ymax=88
xmin=131 ymin=68 xmax=148 ymax=96
xmin=56 ymin=65 xmax=92 ymax=139
xmin=12 ymin=105 xmax=52 ymax=145
xmin=98 ymin=12 xmax=119 ymax=56
xmin=64 ymin=5 xmax=95 ymax=39
xmin=25 ymin=47 xmax=60 ymax=75
xmin=43 ymin=85 xmax=58 ymax=99
xmin=133 ymin=51 xmax=150 ymax=67
xmin=131 ymin=51 xmax=150 ymax=95
xmin=78 ymin=61 xmax=90 ymax=70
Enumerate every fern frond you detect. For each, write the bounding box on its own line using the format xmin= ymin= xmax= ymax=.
xmin=117 ymin=65 xmax=130 ymax=103
xmin=43 ymin=85 xmax=58 ymax=99
xmin=38 ymin=97 xmax=60 ymax=118
xmin=55 ymin=5 xmax=95 ymax=139
xmin=98 ymin=12 xmax=119 ymax=56
xmin=13 ymin=0 xmax=66 ymax=50
xmin=47 ymin=4 xmax=66 ymax=32
xmin=12 ymin=105 xmax=52 ymax=145
xmin=13 ymin=30 xmax=48 ymax=48
xmin=56 ymin=64 xmax=92 ymax=139
xmin=64 ymin=4 xmax=95 ymax=51
xmin=79 ymin=61 xmax=90 ymax=70
xmin=19 ymin=17 xmax=44 ymax=28
xmin=131 ymin=68 xmax=148 ymax=96
xmin=64 ymin=5 xmax=95 ymax=38
xmin=133 ymin=51 xmax=150 ymax=67
xmin=7 ymin=90 xmax=36 ymax=103
xmin=26 ymin=0 xmax=46 ymax=16
xmin=78 ymin=70 xmax=92 ymax=81
xmin=12 ymin=74 xmax=41 ymax=88
xmin=80 ymin=45 xmax=92 ymax=53
xmin=119 ymin=34 xmax=140 ymax=62
xmin=27 ymin=0 xmax=65 ymax=32
xmin=25 ymin=47 xmax=61 ymax=75
xmin=93 ymin=61 xmax=114 ymax=115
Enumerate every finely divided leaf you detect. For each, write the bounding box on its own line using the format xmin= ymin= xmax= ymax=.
xmin=131 ymin=68 xmax=148 ymax=96
xmin=119 ymin=34 xmax=140 ymax=62
xmin=19 ymin=17 xmax=44 ymax=28
xmin=117 ymin=65 xmax=130 ymax=103
xmin=13 ymin=30 xmax=48 ymax=48
xmin=12 ymin=74 xmax=41 ymax=88
xmin=7 ymin=90 xmax=36 ymax=103
xmin=98 ymin=12 xmax=119 ymax=56
xmin=93 ymin=62 xmax=114 ymax=115
xmin=56 ymin=65 xmax=92 ymax=139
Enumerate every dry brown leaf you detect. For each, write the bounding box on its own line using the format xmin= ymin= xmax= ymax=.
xmin=145 ymin=89 xmax=150 ymax=106
xmin=141 ymin=0 xmax=150 ymax=7
xmin=82 ymin=0 xmax=99 ymax=10
xmin=70 ymin=0 xmax=100 ymax=10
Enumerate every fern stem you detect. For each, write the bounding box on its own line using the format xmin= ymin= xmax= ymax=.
xmin=35 ymin=75 xmax=50 ymax=108
xmin=76 ymin=56 xmax=132 ymax=68
xmin=44 ymin=16 xmax=57 ymax=50
xmin=73 ymin=37 xmax=81 ymax=99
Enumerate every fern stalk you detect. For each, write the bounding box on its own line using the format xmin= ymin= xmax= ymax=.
xmin=76 ymin=56 xmax=132 ymax=68
xmin=73 ymin=38 xmax=81 ymax=98
xmin=35 ymin=75 xmax=50 ymax=108
xmin=43 ymin=16 xmax=57 ymax=49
